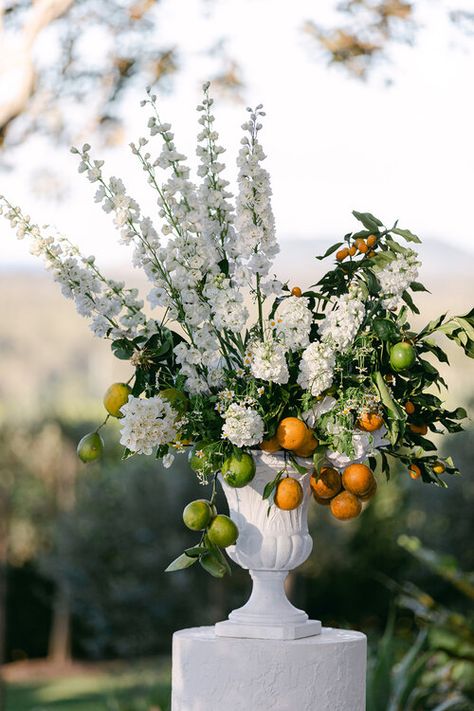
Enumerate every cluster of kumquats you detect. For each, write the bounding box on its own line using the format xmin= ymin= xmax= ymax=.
xmin=335 ymin=233 xmax=379 ymax=261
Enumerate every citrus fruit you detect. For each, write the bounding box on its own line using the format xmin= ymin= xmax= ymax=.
xmin=409 ymin=423 xmax=428 ymax=435
xmin=404 ymin=401 xmax=415 ymax=415
xmin=348 ymin=245 xmax=357 ymax=257
xmin=188 ymin=443 xmax=211 ymax=473
xmin=355 ymin=239 xmax=368 ymax=254
xmin=161 ymin=387 xmax=188 ymax=413
xmin=312 ymin=491 xmax=332 ymax=506
xmin=291 ymin=286 xmax=302 ymax=297
xmin=222 ymin=452 xmax=256 ymax=488
xmin=103 ymin=382 xmax=132 ymax=418
xmin=390 ymin=342 xmax=416 ymax=372
xmin=336 ymin=247 xmax=349 ymax=261
xmin=274 ymin=477 xmax=304 ymax=510
xmin=207 ymin=514 xmax=239 ymax=547
xmin=342 ymin=463 xmax=375 ymax=496
xmin=276 ymin=417 xmax=308 ymax=451
xmin=330 ymin=491 xmax=362 ymax=520
xmin=359 ymin=480 xmax=377 ymax=502
xmin=183 ymin=499 xmax=214 ymax=531
xmin=77 ymin=432 xmax=104 ymax=462
xmin=368 ymin=250 xmax=376 ymax=258
xmin=259 ymin=436 xmax=281 ymax=453
xmin=294 ymin=431 xmax=318 ymax=457
xmin=409 ymin=463 xmax=422 ymax=479
xmin=366 ymin=234 xmax=377 ymax=247
xmin=358 ymin=412 xmax=383 ymax=432
xmin=310 ymin=467 xmax=341 ymax=499
xmin=433 ymin=461 xmax=446 ymax=475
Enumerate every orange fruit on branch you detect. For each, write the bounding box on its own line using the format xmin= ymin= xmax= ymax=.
xmin=274 ymin=477 xmax=304 ymax=511
xmin=408 ymin=463 xmax=422 ymax=480
xmin=355 ymin=239 xmax=368 ymax=254
xmin=366 ymin=234 xmax=377 ymax=247
xmin=409 ymin=423 xmax=428 ymax=435
xmin=404 ymin=401 xmax=415 ymax=415
xmin=342 ymin=463 xmax=375 ymax=497
xmin=348 ymin=245 xmax=357 ymax=257
xmin=312 ymin=491 xmax=332 ymax=506
xmin=310 ymin=467 xmax=341 ymax=499
xmin=259 ymin=436 xmax=281 ymax=453
xmin=330 ymin=491 xmax=362 ymax=520
xmin=336 ymin=248 xmax=349 ymax=261
xmin=294 ymin=430 xmax=318 ymax=457
xmin=358 ymin=412 xmax=384 ymax=432
xmin=432 ymin=461 xmax=446 ymax=475
xmin=291 ymin=286 xmax=302 ymax=297
xmin=276 ymin=417 xmax=308 ymax=451
xmin=359 ymin=480 xmax=377 ymax=502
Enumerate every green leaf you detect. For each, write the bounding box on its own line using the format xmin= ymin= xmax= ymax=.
xmin=373 ymin=318 xmax=399 ymax=342
xmin=373 ymin=371 xmax=406 ymax=446
xmin=263 ymin=469 xmax=284 ymax=500
xmin=402 ymin=290 xmax=420 ymax=315
xmin=410 ymin=281 xmax=429 ymax=293
xmin=184 ymin=546 xmax=206 ymax=558
xmin=352 ymin=210 xmax=383 ymax=231
xmin=418 ymin=313 xmax=448 ymax=339
xmin=200 ymin=551 xmax=228 ymax=578
xmin=165 ymin=553 xmax=198 ymax=572
xmin=315 ymin=242 xmax=343 ymax=261
xmin=391 ymin=227 xmax=422 ymax=244
xmin=112 ymin=338 xmax=135 ymax=360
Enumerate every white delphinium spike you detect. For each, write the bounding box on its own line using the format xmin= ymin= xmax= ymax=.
xmin=297 ymin=341 xmax=336 ymax=397
xmin=0 ymin=198 xmax=151 ymax=340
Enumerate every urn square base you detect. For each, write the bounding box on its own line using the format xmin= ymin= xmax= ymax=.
xmin=214 ymin=617 xmax=321 ymax=640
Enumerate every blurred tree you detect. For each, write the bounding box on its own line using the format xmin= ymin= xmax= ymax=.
xmin=303 ymin=0 xmax=472 ymax=80
xmin=42 ymin=451 xmax=248 ymax=658
xmin=0 ymin=1 xmax=470 ymax=153
xmin=0 ymin=422 xmax=80 ymax=672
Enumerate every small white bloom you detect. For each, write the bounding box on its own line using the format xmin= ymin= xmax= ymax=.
xmin=221 ymin=403 xmax=264 ymax=448
xmin=375 ymin=251 xmax=420 ymax=310
xmin=318 ymin=293 xmax=365 ymax=353
xmin=162 ymin=453 xmax=175 ymax=469
xmin=273 ymin=296 xmax=313 ymax=350
xmin=119 ymin=396 xmax=183 ymax=456
xmin=246 ymin=338 xmax=289 ymax=384
xmin=297 ymin=341 xmax=336 ymax=397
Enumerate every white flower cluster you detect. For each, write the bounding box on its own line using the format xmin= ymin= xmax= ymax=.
xmin=221 ymin=403 xmax=264 ymax=448
xmin=234 ymin=106 xmax=278 ymax=284
xmin=297 ymin=341 xmax=336 ymax=397
xmin=273 ymin=296 xmax=313 ymax=351
xmin=318 ymin=292 xmax=366 ymax=353
xmin=119 ymin=395 xmax=184 ymax=455
xmin=0 ymin=200 xmax=151 ymax=340
xmin=325 ymin=426 xmax=388 ymax=470
xmin=246 ymin=338 xmax=289 ymax=384
xmin=376 ymin=250 xmax=420 ymax=310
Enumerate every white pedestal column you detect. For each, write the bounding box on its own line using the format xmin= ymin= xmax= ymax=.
xmin=172 ymin=626 xmax=367 ymax=711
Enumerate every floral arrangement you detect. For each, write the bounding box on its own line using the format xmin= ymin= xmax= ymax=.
xmin=2 ymin=84 xmax=473 ymax=578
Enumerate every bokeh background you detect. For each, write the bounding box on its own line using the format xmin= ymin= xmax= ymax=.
xmin=1 ymin=1 xmax=473 ymax=709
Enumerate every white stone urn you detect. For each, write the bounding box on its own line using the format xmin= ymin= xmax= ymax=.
xmin=215 ymin=450 xmax=321 ymax=640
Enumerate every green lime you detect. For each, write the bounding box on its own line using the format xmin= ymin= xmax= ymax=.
xmin=390 ymin=342 xmax=416 ymax=372
xmin=160 ymin=387 xmax=189 ymax=414
xmin=207 ymin=515 xmax=239 ymax=548
xmin=221 ymin=452 xmax=256 ymax=488
xmin=77 ymin=432 xmax=104 ymax=462
xmin=188 ymin=443 xmax=211 ymax=474
xmin=103 ymin=382 xmax=132 ymax=418
xmin=183 ymin=500 xmax=214 ymax=531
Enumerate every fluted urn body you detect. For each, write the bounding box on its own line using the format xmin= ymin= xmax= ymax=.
xmin=215 ymin=451 xmax=321 ymax=640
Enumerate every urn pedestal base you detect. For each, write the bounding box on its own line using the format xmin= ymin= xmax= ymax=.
xmin=214 ymin=570 xmax=321 ymax=640
xmin=171 ymin=626 xmax=367 ymax=711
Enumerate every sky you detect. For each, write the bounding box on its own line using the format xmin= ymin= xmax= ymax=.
xmin=1 ymin=0 xmax=473 ymax=269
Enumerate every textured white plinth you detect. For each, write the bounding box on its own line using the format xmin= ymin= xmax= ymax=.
xmin=172 ymin=626 xmax=367 ymax=711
